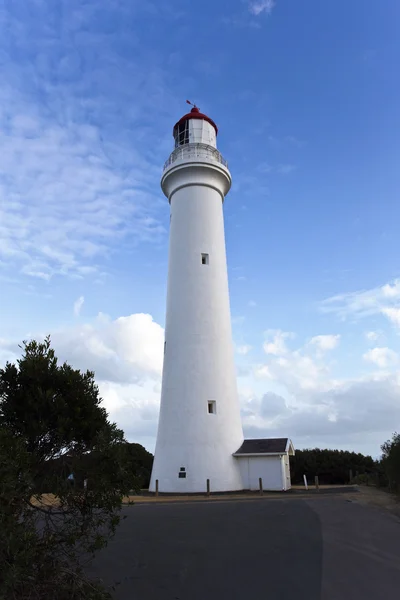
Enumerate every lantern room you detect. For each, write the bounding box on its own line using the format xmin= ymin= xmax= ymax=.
xmin=173 ymin=106 xmax=218 ymax=149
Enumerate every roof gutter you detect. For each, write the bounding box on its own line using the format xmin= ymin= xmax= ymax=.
xmin=233 ymin=452 xmax=287 ymax=457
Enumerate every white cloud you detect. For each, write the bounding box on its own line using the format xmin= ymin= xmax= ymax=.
xmin=249 ymin=0 xmax=275 ymax=16
xmin=365 ymin=331 xmax=380 ymax=342
xmin=254 ymin=364 xmax=273 ymax=379
xmin=263 ymin=329 xmax=294 ymax=356
xmin=276 ymin=164 xmax=296 ymax=175
xmin=236 ymin=344 xmax=252 ymax=355
xmin=381 ymin=307 xmax=400 ymax=329
xmin=248 ymin=300 xmax=257 ymax=307
xmin=242 ymin=375 xmax=400 ymax=456
xmin=242 ymin=324 xmax=400 ymax=455
xmin=98 ymin=380 xmax=161 ymax=447
xmin=363 ymin=347 xmax=398 ymax=369
xmin=0 ymin=311 xmax=165 ymax=450
xmin=0 ymin=99 xmax=165 ymax=281
xmin=309 ymin=334 xmax=340 ymax=352
xmin=51 ymin=312 xmax=164 ymax=384
xmin=320 ymin=278 xmax=400 ymax=322
xmin=3 ymin=312 xmax=400 ymax=456
xmin=258 ymin=331 xmax=343 ymax=394
xmin=73 ymin=296 xmax=85 ymax=317
xmin=382 ymin=281 xmax=400 ymax=298
xmin=0 ymin=4 xmax=176 ymax=284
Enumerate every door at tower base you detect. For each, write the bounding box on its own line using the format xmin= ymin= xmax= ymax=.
xmin=234 ymin=438 xmax=295 ymax=491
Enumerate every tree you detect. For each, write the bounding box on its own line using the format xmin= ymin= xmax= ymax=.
xmin=381 ymin=432 xmax=400 ymax=492
xmin=289 ymin=448 xmax=375 ymax=485
xmin=0 ymin=337 xmax=138 ymax=599
xmin=124 ymin=442 xmax=154 ymax=489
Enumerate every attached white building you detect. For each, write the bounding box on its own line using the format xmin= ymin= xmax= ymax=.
xmin=234 ymin=438 xmax=295 ymax=492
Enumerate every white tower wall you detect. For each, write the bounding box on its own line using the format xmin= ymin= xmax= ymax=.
xmin=149 ymin=113 xmax=243 ymax=493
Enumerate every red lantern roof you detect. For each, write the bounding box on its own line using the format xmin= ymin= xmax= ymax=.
xmin=173 ymin=106 xmax=218 ymax=136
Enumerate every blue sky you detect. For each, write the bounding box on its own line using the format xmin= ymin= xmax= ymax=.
xmin=1 ymin=0 xmax=400 ymax=457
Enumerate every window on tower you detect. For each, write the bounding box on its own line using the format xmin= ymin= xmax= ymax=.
xmin=174 ymin=119 xmax=189 ymax=147
xmin=201 ymin=253 xmax=209 ymax=265
xmin=208 ymin=401 xmax=216 ymax=414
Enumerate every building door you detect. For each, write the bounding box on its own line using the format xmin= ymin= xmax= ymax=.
xmin=284 ymin=456 xmax=291 ymax=490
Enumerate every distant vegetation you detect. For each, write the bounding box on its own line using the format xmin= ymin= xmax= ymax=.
xmin=380 ymin=432 xmax=400 ymax=492
xmin=290 ymin=441 xmax=400 ymax=490
xmin=38 ymin=441 xmax=153 ymax=492
xmin=290 ymin=448 xmax=375 ymax=485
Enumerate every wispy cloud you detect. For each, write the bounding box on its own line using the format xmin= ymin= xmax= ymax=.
xmin=365 ymin=331 xmax=380 ymax=342
xmin=263 ymin=329 xmax=295 ymax=356
xmin=73 ymin=296 xmax=85 ymax=317
xmin=249 ymin=1 xmax=275 ymax=16
xmin=0 ymin=2 xmax=176 ymax=283
xmin=258 ymin=163 xmax=297 ymax=175
xmin=268 ymin=135 xmax=306 ymax=149
xmin=236 ymin=344 xmax=252 ymax=355
xmin=320 ymin=279 xmax=400 ymax=330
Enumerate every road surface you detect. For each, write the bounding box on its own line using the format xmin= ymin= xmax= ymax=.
xmin=88 ymin=495 xmax=400 ymax=599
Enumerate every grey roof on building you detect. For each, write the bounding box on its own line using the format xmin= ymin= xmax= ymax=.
xmin=233 ymin=438 xmax=290 ymax=455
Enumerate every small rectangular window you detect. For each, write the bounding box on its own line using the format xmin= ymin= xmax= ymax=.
xmin=201 ymin=253 xmax=209 ymax=265
xmin=179 ymin=472 xmax=186 ymax=478
xmin=208 ymin=401 xmax=216 ymax=414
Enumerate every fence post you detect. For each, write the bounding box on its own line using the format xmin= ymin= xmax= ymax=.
xmin=206 ymin=478 xmax=210 ymax=497
xmin=315 ymin=475 xmax=319 ymax=492
xmin=155 ymin=479 xmax=159 ymax=498
xmin=303 ymin=474 xmax=308 ymax=490
xmin=259 ymin=477 xmax=263 ymax=496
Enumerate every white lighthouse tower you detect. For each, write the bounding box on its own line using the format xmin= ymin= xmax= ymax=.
xmin=149 ymin=104 xmax=244 ymax=493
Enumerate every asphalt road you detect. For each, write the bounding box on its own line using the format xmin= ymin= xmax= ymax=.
xmin=87 ymin=496 xmax=400 ymax=599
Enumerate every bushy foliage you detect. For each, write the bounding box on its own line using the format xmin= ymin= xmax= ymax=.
xmin=124 ymin=442 xmax=153 ymax=489
xmin=381 ymin=432 xmax=400 ymax=492
xmin=0 ymin=338 xmax=139 ymax=599
xmin=290 ymin=448 xmax=375 ymax=485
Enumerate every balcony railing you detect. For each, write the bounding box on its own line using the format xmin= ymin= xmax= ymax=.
xmin=163 ymin=143 xmax=228 ymax=171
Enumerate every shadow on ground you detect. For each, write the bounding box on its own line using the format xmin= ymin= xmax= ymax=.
xmin=88 ymin=499 xmax=322 ymax=599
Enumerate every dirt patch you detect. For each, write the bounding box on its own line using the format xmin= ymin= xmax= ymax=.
xmin=30 ymin=493 xmax=61 ymax=508
xmin=123 ymin=486 xmax=358 ymax=504
xmin=347 ymin=486 xmax=400 ymax=519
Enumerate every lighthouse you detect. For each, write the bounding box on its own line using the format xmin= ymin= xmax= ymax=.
xmin=149 ymin=104 xmax=244 ymax=493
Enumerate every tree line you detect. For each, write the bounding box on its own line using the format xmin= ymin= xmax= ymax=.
xmin=290 ymin=441 xmax=400 ymax=489
xmin=290 ymin=448 xmax=375 ymax=485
